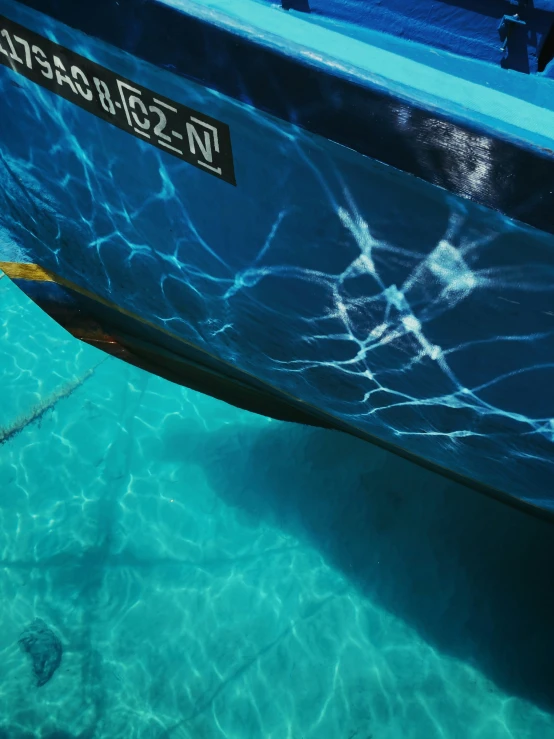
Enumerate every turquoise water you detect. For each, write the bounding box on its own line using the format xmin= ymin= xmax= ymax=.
xmin=1 ymin=271 xmax=554 ymax=739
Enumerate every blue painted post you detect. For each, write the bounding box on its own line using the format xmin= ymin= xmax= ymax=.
xmin=281 ymin=0 xmax=311 ymax=12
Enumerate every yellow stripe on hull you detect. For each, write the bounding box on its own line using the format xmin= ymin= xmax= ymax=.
xmin=0 ymin=261 xmax=58 ymax=282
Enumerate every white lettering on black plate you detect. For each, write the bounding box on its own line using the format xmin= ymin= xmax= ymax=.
xmin=0 ymin=14 xmax=236 ymax=185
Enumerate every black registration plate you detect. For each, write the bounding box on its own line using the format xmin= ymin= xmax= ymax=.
xmin=0 ymin=14 xmax=236 ymax=184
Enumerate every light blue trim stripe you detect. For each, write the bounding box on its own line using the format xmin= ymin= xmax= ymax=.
xmin=165 ymin=0 xmax=554 ymax=152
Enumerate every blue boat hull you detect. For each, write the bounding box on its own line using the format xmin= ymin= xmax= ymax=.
xmin=1 ymin=0 xmax=554 ymax=516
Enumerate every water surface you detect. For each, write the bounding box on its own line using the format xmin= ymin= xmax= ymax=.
xmin=0 ymin=272 xmax=553 ymax=738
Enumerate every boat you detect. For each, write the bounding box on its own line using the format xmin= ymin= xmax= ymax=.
xmin=1 ymin=0 xmax=553 ymax=518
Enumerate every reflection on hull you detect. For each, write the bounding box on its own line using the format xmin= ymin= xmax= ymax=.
xmin=7 ymin=262 xmax=550 ymax=524
xmin=1 ymin=0 xmax=554 ymax=515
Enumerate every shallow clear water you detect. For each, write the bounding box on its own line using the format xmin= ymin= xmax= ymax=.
xmin=1 ymin=271 xmax=554 ymax=739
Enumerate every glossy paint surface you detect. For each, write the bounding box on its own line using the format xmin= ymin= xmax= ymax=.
xmin=1 ymin=1 xmax=554 ymax=512
xmin=14 ymin=0 xmax=554 ymax=236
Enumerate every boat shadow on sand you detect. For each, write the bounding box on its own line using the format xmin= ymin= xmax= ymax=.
xmin=164 ymin=417 xmax=554 ymax=714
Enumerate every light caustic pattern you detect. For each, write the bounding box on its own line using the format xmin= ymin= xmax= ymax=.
xmin=1 ymin=273 xmax=554 ymax=739
xmin=0 ymin=0 xmax=554 ymax=510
